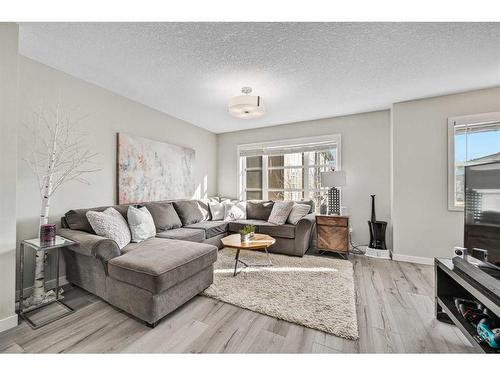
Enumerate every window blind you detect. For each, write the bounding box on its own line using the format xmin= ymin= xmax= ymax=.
xmin=454 ymin=122 xmax=500 ymax=135
xmin=239 ymin=140 xmax=338 ymax=157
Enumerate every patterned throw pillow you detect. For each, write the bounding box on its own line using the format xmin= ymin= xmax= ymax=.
xmin=286 ymin=203 xmax=311 ymax=225
xmin=224 ymin=201 xmax=247 ymax=221
xmin=268 ymin=201 xmax=294 ymax=225
xmin=127 ymin=206 xmax=156 ymax=243
xmin=86 ymin=207 xmax=131 ymax=249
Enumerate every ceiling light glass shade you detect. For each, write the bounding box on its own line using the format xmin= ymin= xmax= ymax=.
xmin=228 ymin=95 xmax=265 ymax=119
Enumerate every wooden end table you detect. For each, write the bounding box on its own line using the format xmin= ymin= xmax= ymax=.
xmin=221 ymin=233 xmax=276 ymax=276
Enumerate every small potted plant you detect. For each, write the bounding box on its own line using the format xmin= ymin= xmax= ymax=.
xmin=239 ymin=224 xmax=256 ymax=242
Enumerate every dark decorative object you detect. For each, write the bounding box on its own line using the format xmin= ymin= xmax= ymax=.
xmin=328 ymin=188 xmax=341 ymax=215
xmin=367 ymin=195 xmax=387 ymax=250
xmin=39 ymin=224 xmax=56 ymax=246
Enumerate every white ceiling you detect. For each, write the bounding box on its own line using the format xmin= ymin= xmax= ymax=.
xmin=18 ymin=22 xmax=500 ymax=134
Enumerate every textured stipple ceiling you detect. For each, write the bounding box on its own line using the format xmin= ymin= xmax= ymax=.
xmin=19 ymin=23 xmax=500 ymax=133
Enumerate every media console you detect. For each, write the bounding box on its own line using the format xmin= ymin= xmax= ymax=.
xmin=435 ymin=257 xmax=500 ymax=353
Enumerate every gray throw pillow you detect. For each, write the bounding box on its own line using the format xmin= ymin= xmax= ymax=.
xmin=144 ymin=202 xmax=182 ymax=231
xmin=86 ymin=207 xmax=131 ymax=249
xmin=287 ymin=203 xmax=311 ymax=225
xmin=209 ymin=201 xmax=225 ymax=220
xmin=246 ymin=200 xmax=274 ymax=220
xmin=173 ymin=200 xmax=204 ymax=226
xmin=268 ymin=201 xmax=294 ymax=225
xmin=127 ymin=206 xmax=156 ymax=243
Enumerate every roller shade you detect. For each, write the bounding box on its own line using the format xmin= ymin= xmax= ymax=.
xmin=239 ymin=138 xmax=338 ymax=157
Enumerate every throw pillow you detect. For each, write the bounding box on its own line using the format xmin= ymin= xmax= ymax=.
xmin=127 ymin=206 xmax=156 ymax=243
xmin=209 ymin=201 xmax=225 ymax=220
xmin=172 ymin=200 xmax=204 ymax=226
xmin=246 ymin=200 xmax=274 ymax=220
xmin=86 ymin=207 xmax=131 ymax=249
xmin=144 ymin=201 xmax=182 ymax=231
xmin=286 ymin=203 xmax=311 ymax=225
xmin=268 ymin=201 xmax=294 ymax=225
xmin=224 ymin=201 xmax=247 ymax=221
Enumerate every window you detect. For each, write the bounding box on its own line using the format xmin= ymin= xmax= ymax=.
xmin=448 ymin=113 xmax=500 ymax=211
xmin=238 ymin=135 xmax=340 ymax=211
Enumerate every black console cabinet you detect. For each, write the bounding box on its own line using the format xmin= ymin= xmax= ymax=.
xmin=435 ymin=257 xmax=500 ymax=353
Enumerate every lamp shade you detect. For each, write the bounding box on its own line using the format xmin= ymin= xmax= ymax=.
xmin=320 ymin=170 xmax=346 ymax=187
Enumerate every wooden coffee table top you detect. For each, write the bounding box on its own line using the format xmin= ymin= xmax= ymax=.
xmin=222 ymin=233 xmax=276 ymax=250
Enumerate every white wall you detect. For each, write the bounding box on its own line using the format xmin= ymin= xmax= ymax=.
xmin=16 ymin=56 xmax=218 ymax=292
xmin=217 ymin=110 xmax=392 ymax=248
xmin=392 ymin=86 xmax=500 ymax=262
xmin=0 ymin=23 xmax=19 ymax=332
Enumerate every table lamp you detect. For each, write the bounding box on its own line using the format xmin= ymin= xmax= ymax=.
xmin=320 ymin=170 xmax=346 ymax=215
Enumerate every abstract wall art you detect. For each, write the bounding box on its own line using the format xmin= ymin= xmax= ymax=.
xmin=117 ymin=133 xmax=195 ymax=204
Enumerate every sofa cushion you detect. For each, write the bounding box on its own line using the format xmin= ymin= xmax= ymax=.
xmin=108 ymin=238 xmax=217 ymax=294
xmin=185 ymin=220 xmax=228 ymax=239
xmin=144 ymin=201 xmax=182 ymax=231
xmin=258 ymin=222 xmax=296 ymax=239
xmin=208 ymin=201 xmax=225 ymax=220
xmin=156 ymin=227 xmax=206 ymax=243
xmin=228 ymin=220 xmax=295 ymax=239
xmin=65 ymin=205 xmax=129 ymax=233
xmin=246 ymin=200 xmax=274 ymax=220
xmin=172 ymin=201 xmax=205 ymax=226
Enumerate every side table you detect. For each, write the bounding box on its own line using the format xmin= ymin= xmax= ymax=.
xmin=19 ymin=235 xmax=77 ymax=329
xmin=316 ymin=215 xmax=350 ymax=257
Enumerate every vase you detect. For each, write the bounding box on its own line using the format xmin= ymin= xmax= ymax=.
xmin=240 ymin=232 xmax=255 ymax=242
xmin=40 ymin=224 xmax=56 ymax=246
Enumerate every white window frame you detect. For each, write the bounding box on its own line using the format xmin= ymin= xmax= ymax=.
xmin=237 ymin=134 xmax=342 ymax=201
xmin=447 ymin=112 xmax=500 ymax=211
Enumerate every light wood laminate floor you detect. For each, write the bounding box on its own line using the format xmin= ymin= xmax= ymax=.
xmin=0 ymin=254 xmax=474 ymax=353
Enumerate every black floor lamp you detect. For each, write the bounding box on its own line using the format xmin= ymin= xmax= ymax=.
xmin=320 ymin=170 xmax=346 ymax=215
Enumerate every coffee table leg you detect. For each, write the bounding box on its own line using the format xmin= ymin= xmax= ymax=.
xmin=234 ymin=249 xmax=241 ymax=276
xmin=264 ymin=247 xmax=272 ymax=266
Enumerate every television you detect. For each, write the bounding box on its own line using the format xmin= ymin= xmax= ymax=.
xmin=464 ymin=161 xmax=500 ymax=266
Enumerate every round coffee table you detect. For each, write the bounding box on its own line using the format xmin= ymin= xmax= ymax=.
xmin=221 ymin=233 xmax=276 ymax=276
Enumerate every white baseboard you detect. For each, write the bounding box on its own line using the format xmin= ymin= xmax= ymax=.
xmin=0 ymin=314 xmax=18 ymax=333
xmin=392 ymin=253 xmax=434 ymax=265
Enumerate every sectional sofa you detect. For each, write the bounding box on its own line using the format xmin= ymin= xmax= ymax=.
xmin=58 ymin=198 xmax=316 ymax=327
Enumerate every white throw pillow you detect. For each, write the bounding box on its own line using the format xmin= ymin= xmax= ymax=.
xmin=209 ymin=202 xmax=225 ymax=221
xmin=287 ymin=203 xmax=311 ymax=225
xmin=86 ymin=207 xmax=131 ymax=249
xmin=127 ymin=205 xmax=156 ymax=243
xmin=224 ymin=201 xmax=247 ymax=221
xmin=268 ymin=201 xmax=294 ymax=225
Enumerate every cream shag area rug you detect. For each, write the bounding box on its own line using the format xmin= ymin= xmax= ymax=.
xmin=202 ymin=248 xmax=358 ymax=340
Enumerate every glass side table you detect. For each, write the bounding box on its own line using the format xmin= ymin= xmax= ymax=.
xmin=19 ymin=235 xmax=77 ymax=329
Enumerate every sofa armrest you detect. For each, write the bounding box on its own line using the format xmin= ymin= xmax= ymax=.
xmin=57 ymin=228 xmax=121 ymax=265
xmin=294 ymin=213 xmax=316 ymax=256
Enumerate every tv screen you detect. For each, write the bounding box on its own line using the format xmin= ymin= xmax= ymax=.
xmin=464 ymin=161 xmax=500 ymax=266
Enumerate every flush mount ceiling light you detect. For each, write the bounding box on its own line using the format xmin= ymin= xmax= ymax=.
xmin=228 ymin=87 xmax=265 ymax=119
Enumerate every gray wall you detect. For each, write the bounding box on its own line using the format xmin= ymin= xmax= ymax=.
xmin=392 ymin=86 xmax=500 ymax=262
xmin=0 ymin=23 xmax=19 ymax=332
xmin=16 ymin=56 xmax=218 ymax=292
xmin=217 ymin=110 xmax=392 ymax=248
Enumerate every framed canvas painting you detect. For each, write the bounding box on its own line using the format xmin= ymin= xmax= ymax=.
xmin=117 ymin=133 xmax=195 ymax=204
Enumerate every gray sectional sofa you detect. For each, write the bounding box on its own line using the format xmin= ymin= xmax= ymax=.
xmin=58 ymin=198 xmax=316 ymax=327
